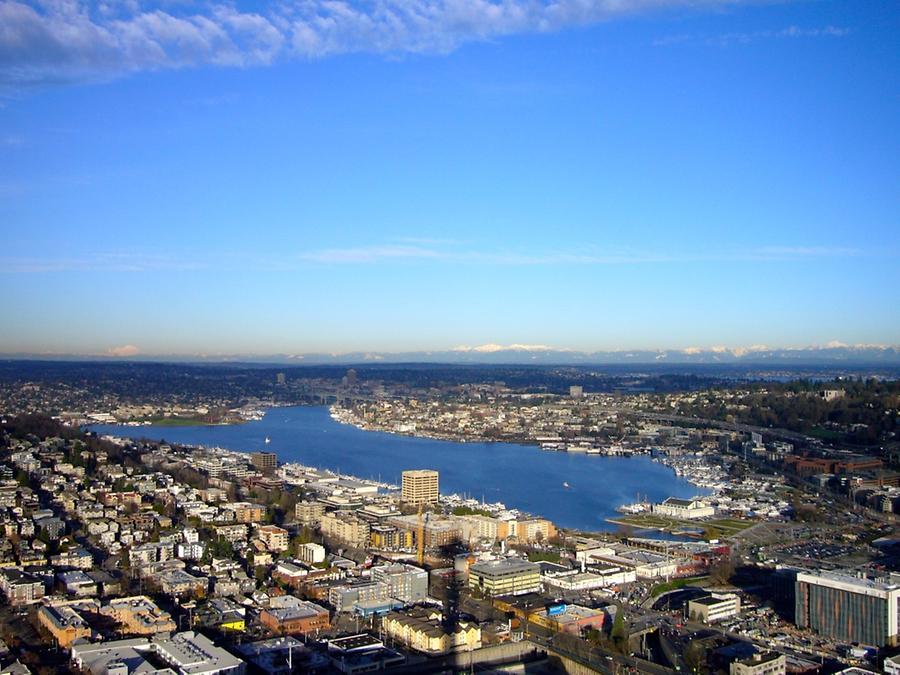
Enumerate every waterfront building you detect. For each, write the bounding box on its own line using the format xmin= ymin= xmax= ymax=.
xmin=509 ymin=518 xmax=557 ymax=543
xmin=569 ymin=385 xmax=583 ymax=398
xmin=687 ymin=593 xmax=741 ymax=623
xmin=401 ymin=469 xmax=439 ymax=505
xmin=795 ymin=570 xmax=900 ymax=647
xmin=468 ymin=558 xmax=541 ymax=597
xmin=251 ymin=452 xmax=278 ymax=473
xmin=652 ymin=497 xmax=715 ymax=520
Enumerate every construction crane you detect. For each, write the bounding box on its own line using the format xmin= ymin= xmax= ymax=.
xmin=417 ymin=503 xmax=425 ymax=566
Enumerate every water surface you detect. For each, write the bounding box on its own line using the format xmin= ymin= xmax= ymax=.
xmin=91 ymin=406 xmax=705 ymax=532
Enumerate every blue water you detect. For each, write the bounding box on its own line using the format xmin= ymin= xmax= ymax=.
xmin=90 ymin=406 xmax=705 ymax=532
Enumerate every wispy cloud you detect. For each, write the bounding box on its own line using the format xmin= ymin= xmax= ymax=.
xmin=654 ymin=24 xmax=850 ymax=47
xmin=0 ymin=241 xmax=875 ymax=273
xmin=1 ymin=0 xmax=759 ymax=90
xmin=296 ymin=244 xmax=444 ymax=264
xmin=751 ymin=245 xmax=861 ymax=258
xmin=0 ymin=251 xmax=206 ymax=273
xmin=0 ymin=133 xmax=24 ymax=146
xmin=294 ymin=242 xmax=866 ymax=266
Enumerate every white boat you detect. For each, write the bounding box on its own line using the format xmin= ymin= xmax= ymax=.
xmin=264 ymin=437 xmax=271 ymax=444
xmin=563 ymin=482 xmax=570 ymax=488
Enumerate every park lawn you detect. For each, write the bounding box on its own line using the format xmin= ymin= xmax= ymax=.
xmin=651 ymin=575 xmax=709 ymax=597
xmin=610 ymin=514 xmax=755 ymax=539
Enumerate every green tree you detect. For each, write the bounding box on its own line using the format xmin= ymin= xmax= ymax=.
xmin=610 ymin=608 xmax=626 ymax=652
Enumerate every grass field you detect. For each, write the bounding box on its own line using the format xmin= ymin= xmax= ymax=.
xmin=650 ymin=576 xmax=709 ymax=597
xmin=608 ymin=514 xmax=755 ymax=540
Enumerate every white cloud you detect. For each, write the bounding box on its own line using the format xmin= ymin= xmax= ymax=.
xmin=105 ymin=343 xmax=140 ymax=357
xmin=1 ymin=0 xmax=760 ymax=89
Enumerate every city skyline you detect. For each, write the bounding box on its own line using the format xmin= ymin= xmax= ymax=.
xmin=2 ymin=0 xmax=898 ymax=356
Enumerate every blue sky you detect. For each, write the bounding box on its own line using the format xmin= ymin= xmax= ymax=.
xmin=1 ymin=0 xmax=898 ymax=357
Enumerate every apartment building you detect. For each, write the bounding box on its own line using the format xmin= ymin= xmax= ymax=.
xmin=320 ymin=512 xmax=370 ymax=548
xmin=257 ymin=524 xmax=289 ymax=552
xmin=295 ymin=501 xmax=326 ymax=525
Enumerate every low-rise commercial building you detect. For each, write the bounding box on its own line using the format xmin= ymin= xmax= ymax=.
xmin=101 ymin=595 xmax=177 ymax=635
xmin=72 ymin=631 xmax=245 ymax=675
xmin=37 ymin=601 xmax=93 ymax=648
xmin=468 ymin=558 xmax=541 ymax=597
xmin=688 ymin=593 xmax=742 ymax=623
xmin=530 ymin=604 xmax=606 ymax=635
xmin=259 ymin=596 xmax=330 ymax=636
xmin=730 ymin=652 xmax=787 ymax=675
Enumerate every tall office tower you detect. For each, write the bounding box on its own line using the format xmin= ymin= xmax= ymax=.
xmin=401 ymin=469 xmax=440 ymax=505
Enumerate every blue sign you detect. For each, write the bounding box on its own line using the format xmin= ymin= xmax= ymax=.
xmin=547 ymin=604 xmax=566 ymax=617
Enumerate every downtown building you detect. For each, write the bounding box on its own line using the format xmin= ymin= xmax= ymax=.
xmin=795 ymin=570 xmax=900 ymax=647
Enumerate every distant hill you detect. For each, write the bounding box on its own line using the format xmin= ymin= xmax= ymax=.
xmin=4 ymin=344 xmax=899 ymax=366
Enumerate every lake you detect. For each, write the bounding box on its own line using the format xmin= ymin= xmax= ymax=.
xmin=90 ymin=405 xmax=705 ymax=532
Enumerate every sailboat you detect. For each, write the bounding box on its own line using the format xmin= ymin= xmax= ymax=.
xmin=264 ymin=437 xmax=271 ymax=444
